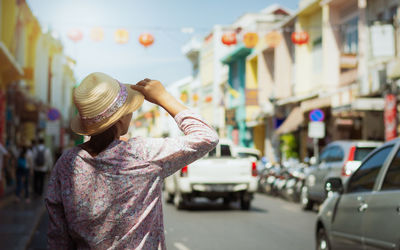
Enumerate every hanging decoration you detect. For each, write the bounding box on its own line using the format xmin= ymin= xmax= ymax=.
xmin=221 ymin=32 xmax=237 ymax=46
xmin=90 ymin=27 xmax=104 ymax=42
xmin=115 ymin=29 xmax=129 ymax=44
xmin=265 ymin=31 xmax=282 ymax=48
xmin=67 ymin=29 xmax=83 ymax=42
xmin=291 ymin=31 xmax=309 ymax=45
xmin=139 ymin=33 xmax=154 ymax=47
xmin=243 ymin=32 xmax=259 ymax=48
xmin=180 ymin=91 xmax=188 ymax=103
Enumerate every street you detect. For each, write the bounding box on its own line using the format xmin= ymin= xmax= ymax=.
xmin=28 ymin=193 xmax=317 ymax=250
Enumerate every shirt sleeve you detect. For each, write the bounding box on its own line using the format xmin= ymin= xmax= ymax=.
xmin=138 ymin=109 xmax=219 ymax=178
xmin=45 ymin=161 xmax=75 ymax=249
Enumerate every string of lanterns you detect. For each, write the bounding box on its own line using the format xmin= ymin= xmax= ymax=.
xmin=67 ymin=26 xmax=311 ymax=49
xmin=221 ymin=30 xmax=311 ymax=48
xmin=66 ymin=27 xmax=155 ymax=47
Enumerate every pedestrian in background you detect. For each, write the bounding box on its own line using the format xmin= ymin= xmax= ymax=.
xmin=46 ymin=72 xmax=218 ymax=249
xmin=15 ymin=142 xmax=33 ymax=203
xmin=33 ymin=138 xmax=52 ymax=197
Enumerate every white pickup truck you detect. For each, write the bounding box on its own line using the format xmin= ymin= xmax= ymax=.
xmin=164 ymin=139 xmax=258 ymax=210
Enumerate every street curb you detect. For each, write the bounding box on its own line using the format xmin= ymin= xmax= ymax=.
xmin=24 ymin=205 xmax=46 ymax=250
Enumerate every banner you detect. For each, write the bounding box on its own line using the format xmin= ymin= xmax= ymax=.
xmin=384 ymin=94 xmax=397 ymax=141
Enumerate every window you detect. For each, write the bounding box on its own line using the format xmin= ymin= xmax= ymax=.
xmin=221 ymin=145 xmax=231 ymax=157
xmin=381 ymin=148 xmax=400 ymax=190
xmin=354 ymin=147 xmax=375 ymax=161
xmin=328 ymin=146 xmax=344 ymax=162
xmin=341 ymin=16 xmax=359 ymax=54
xmin=208 ymin=148 xmax=216 ymax=157
xmin=237 ymin=153 xmax=260 ymax=160
xmin=320 ymin=147 xmax=331 ymax=163
xmin=347 ymin=146 xmax=393 ymax=193
xmin=312 ymin=37 xmax=323 ymax=73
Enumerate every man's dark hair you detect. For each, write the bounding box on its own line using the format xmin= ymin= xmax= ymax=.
xmin=39 ymin=138 xmax=44 ymax=144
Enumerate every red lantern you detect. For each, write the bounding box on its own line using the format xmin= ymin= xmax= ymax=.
xmin=139 ymin=33 xmax=154 ymax=47
xmin=67 ymin=29 xmax=83 ymax=42
xmin=265 ymin=31 xmax=282 ymax=48
xmin=221 ymin=32 xmax=237 ymax=46
xmin=291 ymin=31 xmax=309 ymax=45
xmin=243 ymin=32 xmax=259 ymax=48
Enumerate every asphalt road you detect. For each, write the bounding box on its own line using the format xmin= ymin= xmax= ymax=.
xmin=28 ymin=194 xmax=317 ymax=250
xmin=164 ymin=194 xmax=317 ymax=250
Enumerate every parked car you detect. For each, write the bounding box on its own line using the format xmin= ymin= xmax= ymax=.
xmin=316 ymin=138 xmax=400 ymax=250
xmin=301 ymin=140 xmax=382 ymax=210
xmin=164 ymin=139 xmax=258 ymax=210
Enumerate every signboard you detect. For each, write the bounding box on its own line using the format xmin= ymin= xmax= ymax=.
xmin=245 ymin=88 xmax=258 ymax=106
xmin=225 ymin=108 xmax=237 ymax=126
xmin=308 ymin=121 xmax=325 ymax=139
xmin=309 ymin=109 xmax=325 ymax=122
xmin=384 ymin=94 xmax=397 ymax=141
xmin=370 ymin=24 xmax=395 ymax=58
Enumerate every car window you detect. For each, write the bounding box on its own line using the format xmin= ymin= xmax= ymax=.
xmin=347 ymin=146 xmax=393 ymax=193
xmin=354 ymin=147 xmax=375 ymax=161
xmin=207 ymin=147 xmax=216 ymax=157
xmin=381 ymin=148 xmax=400 ymax=191
xmin=221 ymin=145 xmax=231 ymax=157
xmin=237 ymin=153 xmax=260 ymax=160
xmin=328 ymin=146 xmax=344 ymax=162
xmin=320 ymin=147 xmax=331 ymax=162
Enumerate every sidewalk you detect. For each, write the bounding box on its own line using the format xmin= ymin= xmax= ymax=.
xmin=0 ymin=194 xmax=46 ymax=250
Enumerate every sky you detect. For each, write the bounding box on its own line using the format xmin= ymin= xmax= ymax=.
xmin=27 ymin=0 xmax=299 ymax=85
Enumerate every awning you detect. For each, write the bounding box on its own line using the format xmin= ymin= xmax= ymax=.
xmin=0 ymin=42 xmax=24 ymax=83
xmin=332 ymin=98 xmax=385 ymax=114
xmin=221 ymin=44 xmax=252 ymax=64
xmin=300 ymin=96 xmax=331 ymax=112
xmin=275 ymin=107 xmax=304 ymax=135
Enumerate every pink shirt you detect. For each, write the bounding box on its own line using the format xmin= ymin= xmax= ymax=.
xmin=45 ymin=110 xmax=219 ymax=249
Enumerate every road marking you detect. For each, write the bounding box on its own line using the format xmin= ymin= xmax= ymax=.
xmin=174 ymin=242 xmax=190 ymax=250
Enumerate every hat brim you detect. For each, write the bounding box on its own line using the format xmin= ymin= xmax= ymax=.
xmin=70 ymin=84 xmax=144 ymax=136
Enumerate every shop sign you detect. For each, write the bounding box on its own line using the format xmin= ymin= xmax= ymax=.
xmin=384 ymin=94 xmax=397 ymax=141
xmin=308 ymin=121 xmax=325 ymax=139
xmin=225 ymin=108 xmax=237 ymax=126
xmin=245 ymin=89 xmax=258 ymax=106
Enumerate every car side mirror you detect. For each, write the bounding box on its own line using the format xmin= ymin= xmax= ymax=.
xmin=325 ymin=177 xmax=343 ymax=194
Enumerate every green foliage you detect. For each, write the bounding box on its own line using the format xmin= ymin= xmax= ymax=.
xmin=280 ymin=134 xmax=299 ymax=160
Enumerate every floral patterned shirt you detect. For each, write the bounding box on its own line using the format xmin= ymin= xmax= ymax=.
xmin=45 ymin=110 xmax=219 ymax=250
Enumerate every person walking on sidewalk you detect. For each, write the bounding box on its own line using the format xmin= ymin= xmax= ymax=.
xmin=15 ymin=142 xmax=34 ymax=203
xmin=33 ymin=138 xmax=52 ymax=196
xmin=45 ymin=72 xmax=219 ymax=249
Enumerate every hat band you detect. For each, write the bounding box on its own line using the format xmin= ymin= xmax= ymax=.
xmin=81 ymin=82 xmax=128 ymax=125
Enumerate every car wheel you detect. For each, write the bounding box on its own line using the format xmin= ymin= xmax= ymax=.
xmin=165 ymin=192 xmax=174 ymax=204
xmin=240 ymin=199 xmax=251 ymax=210
xmin=316 ymin=227 xmax=331 ymax=250
xmin=173 ymin=191 xmax=186 ymax=210
xmin=223 ymin=197 xmax=231 ymax=206
xmin=300 ymin=186 xmax=314 ymax=210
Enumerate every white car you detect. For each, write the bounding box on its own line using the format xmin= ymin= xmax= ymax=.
xmin=164 ymin=139 xmax=258 ymax=210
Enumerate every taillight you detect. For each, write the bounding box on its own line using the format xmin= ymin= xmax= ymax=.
xmin=252 ymin=162 xmax=257 ymax=177
xmin=342 ymin=146 xmax=356 ymax=176
xmin=180 ymin=165 xmax=188 ymax=177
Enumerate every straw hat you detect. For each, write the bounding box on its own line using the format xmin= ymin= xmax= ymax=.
xmin=71 ymin=72 xmax=144 ymax=136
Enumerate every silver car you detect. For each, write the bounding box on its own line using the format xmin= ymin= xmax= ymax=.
xmin=301 ymin=140 xmax=382 ymax=210
xmin=316 ymin=138 xmax=400 ymax=250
